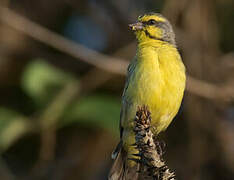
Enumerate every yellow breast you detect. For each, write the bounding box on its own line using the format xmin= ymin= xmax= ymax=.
xmin=124 ymin=41 xmax=186 ymax=134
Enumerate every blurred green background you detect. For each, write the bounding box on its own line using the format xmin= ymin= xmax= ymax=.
xmin=0 ymin=0 xmax=234 ymax=179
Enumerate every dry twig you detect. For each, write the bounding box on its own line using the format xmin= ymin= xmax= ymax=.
xmin=133 ymin=106 xmax=175 ymax=180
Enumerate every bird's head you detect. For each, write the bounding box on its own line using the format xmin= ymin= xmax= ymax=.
xmin=129 ymin=13 xmax=175 ymax=45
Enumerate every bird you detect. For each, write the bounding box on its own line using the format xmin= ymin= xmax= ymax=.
xmin=109 ymin=12 xmax=186 ymax=180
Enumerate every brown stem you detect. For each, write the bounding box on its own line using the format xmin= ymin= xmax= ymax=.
xmin=133 ymin=106 xmax=175 ymax=180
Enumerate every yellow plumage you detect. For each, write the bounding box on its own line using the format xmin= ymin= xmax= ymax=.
xmin=109 ymin=13 xmax=186 ymax=180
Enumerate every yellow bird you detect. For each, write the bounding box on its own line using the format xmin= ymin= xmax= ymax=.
xmin=109 ymin=12 xmax=186 ymax=179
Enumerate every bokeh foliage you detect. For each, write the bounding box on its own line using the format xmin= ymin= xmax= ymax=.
xmin=0 ymin=0 xmax=234 ymax=180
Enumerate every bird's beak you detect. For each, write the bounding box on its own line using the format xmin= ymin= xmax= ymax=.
xmin=129 ymin=22 xmax=143 ymax=31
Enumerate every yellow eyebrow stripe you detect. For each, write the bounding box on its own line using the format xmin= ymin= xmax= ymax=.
xmin=139 ymin=15 xmax=166 ymax=23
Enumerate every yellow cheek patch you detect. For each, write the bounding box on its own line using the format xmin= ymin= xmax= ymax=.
xmin=147 ymin=26 xmax=162 ymax=35
xmin=135 ymin=26 xmax=163 ymax=42
xmin=145 ymin=26 xmax=163 ymax=38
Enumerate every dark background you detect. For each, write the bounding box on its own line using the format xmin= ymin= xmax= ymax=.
xmin=0 ymin=0 xmax=234 ymax=179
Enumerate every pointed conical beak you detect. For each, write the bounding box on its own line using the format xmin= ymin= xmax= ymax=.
xmin=129 ymin=22 xmax=143 ymax=31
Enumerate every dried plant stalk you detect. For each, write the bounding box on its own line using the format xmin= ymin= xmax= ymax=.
xmin=133 ymin=106 xmax=176 ymax=180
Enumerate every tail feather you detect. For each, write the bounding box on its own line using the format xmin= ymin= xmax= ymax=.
xmin=108 ymin=143 xmax=139 ymax=180
xmin=109 ymin=146 xmax=125 ymax=180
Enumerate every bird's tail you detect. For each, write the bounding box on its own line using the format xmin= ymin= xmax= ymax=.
xmin=108 ymin=142 xmax=139 ymax=180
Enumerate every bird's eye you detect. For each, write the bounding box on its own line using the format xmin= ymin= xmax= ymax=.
xmin=148 ymin=19 xmax=157 ymax=25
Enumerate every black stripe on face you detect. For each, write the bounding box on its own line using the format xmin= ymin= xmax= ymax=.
xmin=144 ymin=29 xmax=173 ymax=44
xmin=144 ymin=29 xmax=164 ymax=41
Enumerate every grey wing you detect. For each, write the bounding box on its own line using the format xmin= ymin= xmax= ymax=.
xmin=119 ymin=57 xmax=137 ymax=138
xmin=111 ymin=57 xmax=136 ymax=160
